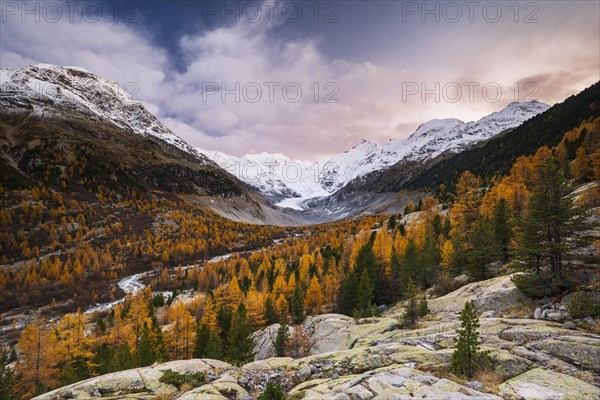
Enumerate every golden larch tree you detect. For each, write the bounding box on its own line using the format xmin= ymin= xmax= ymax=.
xmin=304 ymin=276 xmax=324 ymax=316
xmin=166 ymin=301 xmax=196 ymax=359
xmin=16 ymin=319 xmax=60 ymax=398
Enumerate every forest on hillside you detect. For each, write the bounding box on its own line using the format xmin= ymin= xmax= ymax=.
xmin=1 ymin=115 xmax=599 ymax=399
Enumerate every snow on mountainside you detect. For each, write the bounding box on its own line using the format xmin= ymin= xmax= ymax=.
xmin=0 ymin=64 xmax=208 ymax=162
xmin=200 ymin=100 xmax=549 ymax=208
xmin=197 ymin=149 xmax=330 ymax=209
xmin=320 ymin=100 xmax=550 ymax=192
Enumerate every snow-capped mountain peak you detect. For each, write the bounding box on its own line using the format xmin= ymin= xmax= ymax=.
xmin=196 ymin=148 xmax=330 ymax=209
xmin=409 ymin=118 xmax=464 ymax=140
xmin=0 ymin=64 xmax=207 ymax=162
xmin=199 ymin=100 xmax=549 ymax=206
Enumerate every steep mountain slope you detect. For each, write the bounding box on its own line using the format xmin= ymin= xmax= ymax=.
xmin=0 ymin=64 xmax=243 ymax=196
xmin=356 ymin=81 xmax=600 ymax=193
xmin=1 ymin=64 xmax=203 ymax=158
xmin=0 ymin=64 xmax=315 ymax=225
xmin=319 ymin=100 xmax=549 ymax=193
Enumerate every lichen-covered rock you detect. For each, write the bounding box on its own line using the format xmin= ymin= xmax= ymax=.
xmin=178 ymin=378 xmax=249 ymax=400
xmin=290 ymin=366 xmax=502 ymax=400
xmin=527 ymin=335 xmax=600 ymax=372
xmin=30 ymin=274 xmax=600 ymax=400
xmin=32 ymin=359 xmax=234 ymax=400
xmin=429 ymin=275 xmax=530 ymax=317
xmin=497 ymin=320 xmax=572 ymax=343
xmin=498 ymin=367 xmax=600 ymax=399
xmin=253 ymin=314 xmax=398 ymax=360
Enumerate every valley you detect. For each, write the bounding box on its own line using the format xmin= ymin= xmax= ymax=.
xmin=0 ymin=63 xmax=599 ymax=400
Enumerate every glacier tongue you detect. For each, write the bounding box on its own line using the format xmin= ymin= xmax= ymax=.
xmin=196 ymin=149 xmax=331 ymax=206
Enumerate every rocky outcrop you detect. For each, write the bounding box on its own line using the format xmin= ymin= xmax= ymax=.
xmin=499 ymin=367 xmax=600 ymax=399
xmin=253 ymin=314 xmax=398 ymax=359
xmin=32 ymin=359 xmax=233 ymax=400
xmin=33 ymin=275 xmax=600 ymax=400
xmin=428 ymin=274 xmax=531 ymax=318
xmin=534 ymin=303 xmax=571 ymax=322
xmin=290 ymin=366 xmax=503 ymax=400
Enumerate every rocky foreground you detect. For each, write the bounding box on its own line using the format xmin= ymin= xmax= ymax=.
xmin=34 ymin=275 xmax=600 ymax=400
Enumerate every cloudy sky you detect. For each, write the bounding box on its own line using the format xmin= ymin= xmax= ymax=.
xmin=1 ymin=0 xmax=599 ymax=159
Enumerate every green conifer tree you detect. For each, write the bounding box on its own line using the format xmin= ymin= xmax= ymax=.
xmin=493 ymin=198 xmax=511 ymax=262
xmin=513 ymin=157 xmax=588 ymax=296
xmin=451 ymin=301 xmax=491 ymax=377
xmin=226 ymin=303 xmax=255 ymax=366
xmin=290 ymin=285 xmax=305 ymax=324
xmin=205 ymin=330 xmax=224 ymax=360
xmin=264 ymin=297 xmax=279 ymax=325
xmin=259 ymin=381 xmax=285 ymax=400
xmin=0 ymin=360 xmax=16 ymax=400
xmin=467 ymin=217 xmax=499 ymax=281
xmin=193 ymin=324 xmax=210 ymax=358
xmin=402 ymin=278 xmax=419 ymax=326
xmin=419 ymin=294 xmax=430 ymax=317
xmin=136 ymin=322 xmax=157 ymax=367
xmin=274 ymin=322 xmax=290 ymax=357
xmin=354 ymin=267 xmax=375 ymax=318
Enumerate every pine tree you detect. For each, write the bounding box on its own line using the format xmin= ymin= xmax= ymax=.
xmin=110 ymin=342 xmax=135 ymax=372
xmin=0 ymin=359 xmax=16 ymax=400
xmin=259 ymin=381 xmax=286 ymax=400
xmin=227 ymin=303 xmax=255 ymax=366
xmin=388 ymin=215 xmax=397 ymax=230
xmin=467 ymin=217 xmax=499 ymax=281
xmin=354 ymin=268 xmax=375 ymax=318
xmin=401 ymin=239 xmax=419 ymax=290
xmin=402 ymin=279 xmax=419 ymax=327
xmin=419 ymin=294 xmax=430 ymax=317
xmin=451 ymin=301 xmax=491 ymax=378
xmin=274 ymin=322 xmax=290 ymax=357
xmin=193 ymin=324 xmax=210 ymax=358
xmin=513 ymin=157 xmax=587 ymax=294
xmin=493 ymin=198 xmax=511 ymax=262
xmin=290 ymin=284 xmax=305 ymax=324
xmin=389 ymin=246 xmax=402 ymax=299
xmin=135 ymin=323 xmax=157 ymax=367
xmin=419 ymin=231 xmax=439 ymax=287
xmin=264 ymin=296 xmax=279 ymax=325
xmin=338 ymin=270 xmax=358 ymax=315
xmin=204 ymin=330 xmax=224 ymax=360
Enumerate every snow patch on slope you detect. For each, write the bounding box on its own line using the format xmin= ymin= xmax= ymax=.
xmin=0 ymin=64 xmax=207 ymax=161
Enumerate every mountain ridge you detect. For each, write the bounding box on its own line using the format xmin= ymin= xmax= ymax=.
xmin=198 ymin=100 xmax=549 ymax=207
xmin=0 ymin=64 xmax=209 ymax=162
